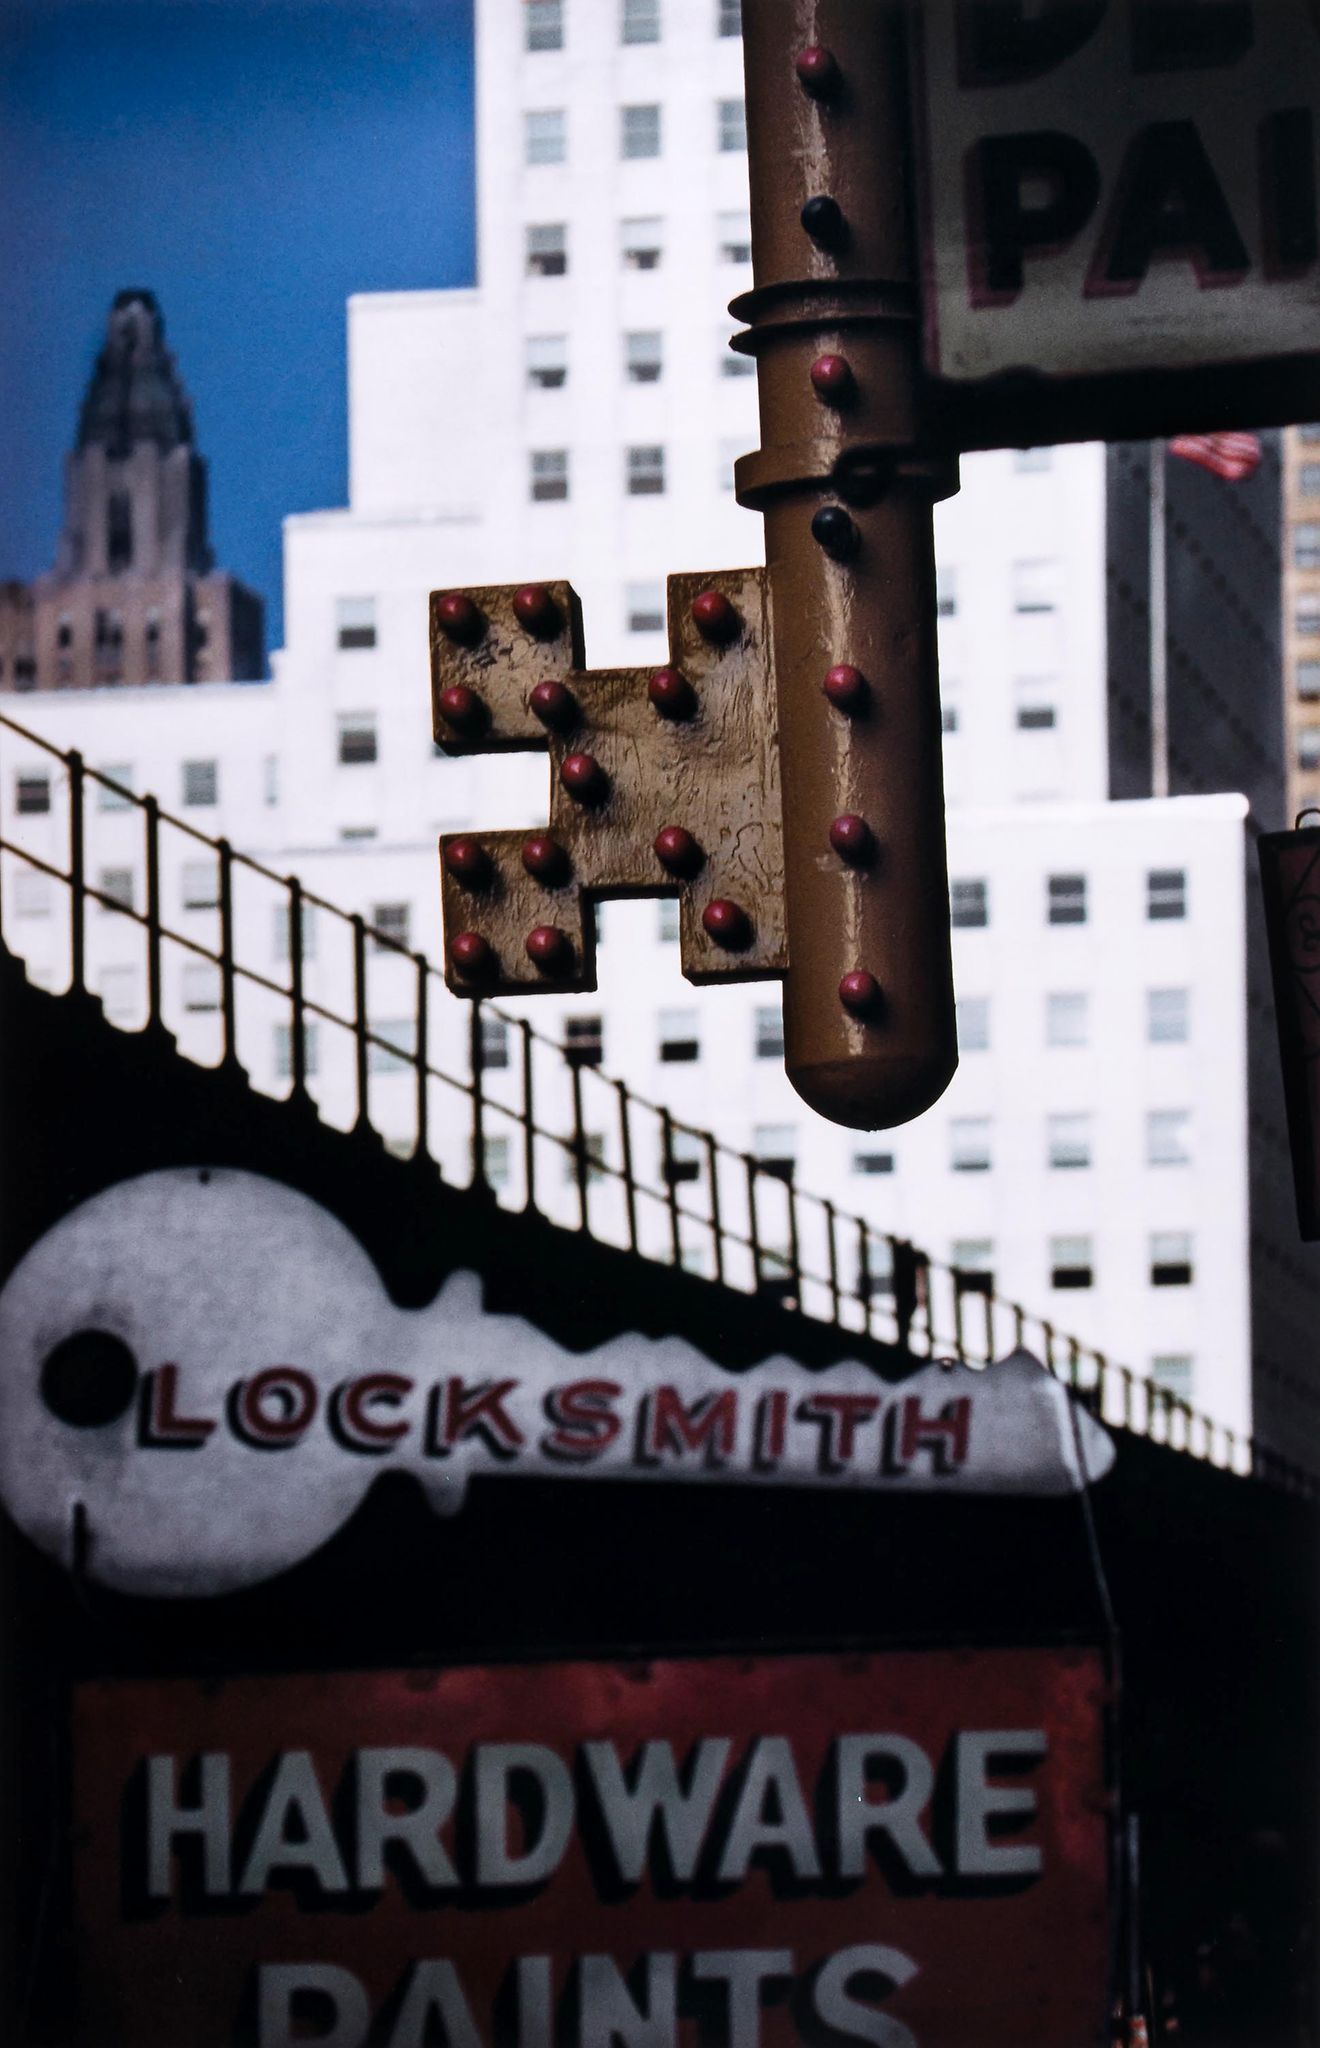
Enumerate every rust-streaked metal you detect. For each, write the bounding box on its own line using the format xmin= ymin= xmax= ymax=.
xmin=432 ymin=573 xmax=786 ymax=997
xmin=732 ymin=0 xmax=959 ymax=1128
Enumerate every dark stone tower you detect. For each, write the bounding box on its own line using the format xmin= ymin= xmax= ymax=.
xmin=0 ymin=291 xmax=264 ymax=691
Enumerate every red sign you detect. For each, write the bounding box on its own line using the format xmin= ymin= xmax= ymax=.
xmin=73 ymin=1649 xmax=1110 ymax=2047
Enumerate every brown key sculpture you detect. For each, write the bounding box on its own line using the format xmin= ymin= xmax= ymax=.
xmin=433 ymin=0 xmax=960 ymax=1133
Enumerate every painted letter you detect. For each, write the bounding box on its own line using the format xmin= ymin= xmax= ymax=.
xmin=718 ymin=1737 xmax=821 ymax=1883
xmin=955 ymin=1728 xmax=1047 ymax=1877
xmin=258 ymin=1964 xmax=370 ymax=2048
xmin=835 ymin=1735 xmax=943 ymax=1881
xmin=239 ymin=1751 xmax=349 ymax=1896
xmin=475 ymin=1743 xmax=574 ymax=1887
xmin=583 ymin=1738 xmax=730 ymax=1883
xmin=146 ymin=1752 xmax=231 ymax=1898
xmin=355 ymin=1747 xmax=457 ymax=1889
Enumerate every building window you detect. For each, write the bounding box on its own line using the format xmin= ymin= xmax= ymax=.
xmin=1015 ymin=446 xmax=1052 ymax=473
xmin=56 ymin=614 xmax=73 ymax=649
xmin=1013 ymin=559 xmax=1061 ymax=613
xmin=479 ymin=1135 xmax=511 ymax=1190
xmin=1295 ymin=523 xmax=1320 ymax=570
xmin=565 ymin=1014 xmax=604 ymax=1066
xmin=717 ymin=97 xmax=747 ymax=151
xmin=718 ymin=438 xmax=741 ymax=493
xmin=951 ymin=1117 xmax=992 ymax=1172
xmin=1298 ymin=661 xmax=1320 ymax=701
xmin=957 ymin=995 xmax=989 ymax=1050
xmin=273 ymin=903 xmax=318 ymax=961
xmin=658 ymin=898 xmax=679 ymax=943
xmin=1146 ymin=869 xmax=1186 ymax=920
xmin=622 ymin=0 xmax=660 ymax=41
xmin=625 ymin=330 xmax=663 ymax=383
xmin=525 ymin=109 xmax=566 ymax=164
xmin=1046 ymin=991 xmax=1089 ymax=1046
xmin=531 ymin=449 xmax=569 ymax=501
xmin=1150 ymin=1231 xmax=1193 ymax=1286
xmin=621 ymin=217 xmax=663 ymax=269
xmin=527 ymin=335 xmax=567 ymax=388
xmin=182 ymin=963 xmax=220 ymax=1014
xmin=1147 ymin=987 xmax=1189 ymax=1043
xmin=98 ymin=965 xmax=137 ymax=1022
xmin=665 ymin=1129 xmax=703 ymax=1185
xmin=1147 ymin=1110 xmax=1191 ymax=1166
xmin=15 ymin=774 xmax=50 ymax=815
xmin=1048 ymin=1113 xmax=1092 ymax=1169
xmin=98 ymin=867 xmax=135 ymax=913
xmin=1297 ymin=594 xmax=1320 ymax=636
xmin=340 ymin=826 xmax=377 ymax=843
xmin=627 ymin=445 xmax=666 ymax=495
xmin=950 ymin=878 xmax=988 ymax=928
xmin=565 ymin=1133 xmax=606 ymax=1183
xmin=526 ymin=223 xmax=567 ymax=277
xmin=371 ymin=902 xmax=411 ymax=952
xmin=1301 ymin=463 xmax=1320 ymax=496
xmin=755 ymin=1003 xmax=784 ymax=1059
xmin=1048 ymin=874 xmax=1087 ymax=924
xmin=526 ymin=0 xmax=563 ymax=49
xmin=720 ymin=337 xmax=754 ymax=377
xmin=13 ymin=871 xmax=50 ymax=918
xmin=852 ymin=1150 xmax=894 ymax=1175
xmin=480 ymin=1014 xmax=509 ymax=1070
xmin=754 ymin=1124 xmax=797 ymax=1180
xmin=1016 ymin=681 xmax=1057 ymax=730
xmin=717 ymin=0 xmax=741 ymax=31
xmin=274 ymin=1022 xmax=319 ymax=1080
xmin=13 ymin=656 xmax=36 ymax=690
xmin=718 ymin=210 xmax=752 ymax=263
xmin=369 ymin=1020 xmax=415 ymax=1074
xmin=336 ymin=596 xmax=376 ymax=650
xmin=97 ymin=764 xmax=133 ymax=811
xmin=264 ymin=755 xmax=279 ymax=806
xmin=337 ymin=715 xmax=377 ymax=766
xmin=952 ymin=1239 xmax=995 ymax=1292
xmin=627 ymin=582 xmax=664 ymax=633
xmin=182 ymin=759 xmax=218 ymax=807
xmin=659 ymin=1007 xmax=699 ymax=1062
xmin=1051 ymin=1235 xmax=1093 ymax=1289
xmin=621 ymin=104 xmax=661 ymax=158
xmin=1151 ymin=1354 xmax=1194 ymax=1401
xmin=144 ymin=609 xmax=162 ymax=678
xmin=181 ymin=860 xmax=218 ymax=911
xmin=1299 ymin=727 xmax=1320 ymax=771
xmin=935 ymin=567 xmax=957 ymax=618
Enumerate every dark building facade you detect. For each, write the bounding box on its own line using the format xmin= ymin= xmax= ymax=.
xmin=0 ymin=291 xmax=264 ymax=693
xmin=1107 ymin=437 xmax=1320 ymax=1458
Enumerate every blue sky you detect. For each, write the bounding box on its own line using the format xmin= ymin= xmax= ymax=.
xmin=0 ymin=0 xmax=475 ymax=654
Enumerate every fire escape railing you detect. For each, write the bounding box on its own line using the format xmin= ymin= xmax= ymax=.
xmin=0 ymin=708 xmax=1310 ymax=1496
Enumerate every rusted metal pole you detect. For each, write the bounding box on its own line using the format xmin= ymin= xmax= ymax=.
xmin=735 ymin=0 xmax=958 ymax=1130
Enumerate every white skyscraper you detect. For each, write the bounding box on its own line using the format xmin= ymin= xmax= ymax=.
xmin=5 ymin=0 xmax=1297 ymax=1449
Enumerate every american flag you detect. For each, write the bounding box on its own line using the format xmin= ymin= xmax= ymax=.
xmin=1168 ymin=431 xmax=1263 ymax=482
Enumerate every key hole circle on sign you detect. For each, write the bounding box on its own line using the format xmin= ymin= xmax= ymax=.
xmin=41 ymin=1330 xmax=139 ymax=1430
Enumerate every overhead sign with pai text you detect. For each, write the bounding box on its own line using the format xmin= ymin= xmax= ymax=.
xmin=73 ymin=1648 xmax=1111 ymax=2048
xmin=912 ymin=0 xmax=1320 ymax=427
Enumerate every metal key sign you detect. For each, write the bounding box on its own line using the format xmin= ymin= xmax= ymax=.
xmin=913 ymin=0 xmax=1320 ymax=417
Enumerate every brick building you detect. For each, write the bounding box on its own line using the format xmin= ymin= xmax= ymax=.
xmin=0 ymin=290 xmax=263 ymax=692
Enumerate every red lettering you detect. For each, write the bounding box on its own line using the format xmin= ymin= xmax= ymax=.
xmin=541 ymin=1379 xmax=623 ymax=1462
xmin=641 ymin=1386 xmax=737 ymax=1467
xmin=140 ymin=1364 xmax=215 ymax=1448
xmin=798 ymin=1392 xmax=880 ymax=1473
xmin=754 ymin=1389 xmax=788 ymax=1470
xmin=429 ymin=1378 xmax=525 ymax=1460
xmin=333 ymin=1373 xmax=413 ymax=1452
xmin=232 ymin=1368 xmax=318 ymax=1448
xmin=898 ymin=1395 xmax=972 ymax=1473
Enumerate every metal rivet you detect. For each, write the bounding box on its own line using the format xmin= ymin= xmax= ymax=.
xmin=822 ymin=664 xmax=869 ymax=713
xmin=811 ymin=505 xmax=859 ymax=560
xmin=525 ymin=925 xmax=572 ymax=973
xmin=810 ymin=353 xmax=854 ymax=403
xmin=654 ymin=825 xmax=704 ymax=878
xmin=800 ymin=195 xmax=848 ymax=251
xmin=443 ymin=836 xmax=491 ymax=886
xmin=648 ymin=668 xmax=697 ymax=719
xmin=522 ymin=834 xmax=570 ymax=884
xmin=795 ymin=45 xmax=840 ymax=97
xmin=437 ymin=683 xmax=488 ymax=735
xmin=702 ymin=899 xmax=751 ymax=949
xmin=690 ymin=589 xmax=741 ymax=644
xmin=513 ymin=583 xmax=561 ymax=637
xmin=451 ymin=931 xmax=496 ymax=981
xmin=530 ymin=679 xmax=578 ymax=731
xmin=559 ymin=752 xmax=609 ymax=804
xmin=838 ymin=970 xmax=881 ymax=1015
xmin=435 ymin=592 xmax=485 ymax=644
xmin=829 ymin=814 xmax=875 ymax=864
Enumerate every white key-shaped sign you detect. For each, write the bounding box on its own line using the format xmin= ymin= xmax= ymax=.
xmin=0 ymin=1169 xmax=1114 ymax=1595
